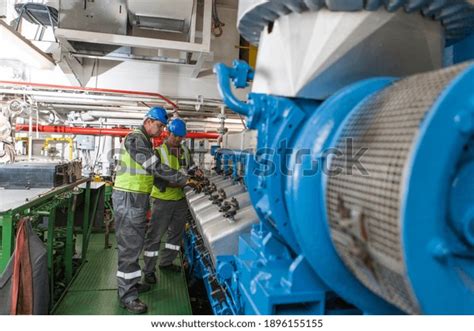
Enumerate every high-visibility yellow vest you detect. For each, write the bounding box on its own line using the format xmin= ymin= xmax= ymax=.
xmin=114 ymin=129 xmax=154 ymax=194
xmin=150 ymin=143 xmax=190 ymax=200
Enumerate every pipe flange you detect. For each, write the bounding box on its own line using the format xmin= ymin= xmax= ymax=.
xmin=238 ymin=0 xmax=474 ymax=44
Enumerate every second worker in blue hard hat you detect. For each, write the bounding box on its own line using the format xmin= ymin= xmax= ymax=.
xmin=113 ymin=107 xmax=201 ymax=314
xmin=143 ymin=118 xmax=201 ymax=283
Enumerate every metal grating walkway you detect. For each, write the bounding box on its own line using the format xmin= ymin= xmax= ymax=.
xmin=53 ymin=234 xmax=192 ymax=315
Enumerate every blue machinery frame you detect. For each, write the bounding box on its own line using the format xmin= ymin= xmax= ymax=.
xmin=185 ymin=33 xmax=474 ymax=315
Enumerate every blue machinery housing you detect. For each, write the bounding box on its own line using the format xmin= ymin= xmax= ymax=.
xmin=184 ymin=29 xmax=474 ymax=315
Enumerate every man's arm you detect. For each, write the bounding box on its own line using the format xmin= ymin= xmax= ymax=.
xmin=124 ymin=132 xmax=187 ymax=187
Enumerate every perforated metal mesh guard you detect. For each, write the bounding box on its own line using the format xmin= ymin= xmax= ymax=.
xmin=326 ymin=63 xmax=471 ymax=314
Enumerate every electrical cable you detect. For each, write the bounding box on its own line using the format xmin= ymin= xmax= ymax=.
xmin=211 ymin=0 xmax=225 ymax=37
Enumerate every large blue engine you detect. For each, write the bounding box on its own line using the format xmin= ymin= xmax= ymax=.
xmin=185 ymin=0 xmax=474 ymax=315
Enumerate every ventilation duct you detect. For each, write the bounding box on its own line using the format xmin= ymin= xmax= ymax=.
xmin=127 ymin=0 xmax=195 ymax=33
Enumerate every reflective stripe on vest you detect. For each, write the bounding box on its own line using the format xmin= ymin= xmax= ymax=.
xmin=113 ymin=129 xmax=154 ymax=194
xmin=159 ymin=144 xmax=171 ymax=166
xmin=150 ymin=143 xmax=189 ymax=200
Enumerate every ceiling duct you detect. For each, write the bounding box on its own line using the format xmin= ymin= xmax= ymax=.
xmin=54 ymin=0 xmax=212 ymax=84
xmin=127 ymin=0 xmax=195 ymax=33
xmin=59 ymin=0 xmax=127 ymax=35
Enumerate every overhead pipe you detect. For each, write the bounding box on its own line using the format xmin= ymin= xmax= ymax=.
xmin=44 ymin=105 xmax=237 ymax=119
xmin=0 ymin=88 xmax=224 ymax=110
xmin=0 ymin=80 xmax=178 ymax=109
xmin=15 ymin=124 xmax=220 ymax=139
xmin=87 ymin=111 xmax=145 ymax=119
xmin=48 ymin=104 xmax=148 ymax=112
xmin=0 ymin=89 xmax=164 ymax=105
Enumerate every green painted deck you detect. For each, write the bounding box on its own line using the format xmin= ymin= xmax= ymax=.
xmin=53 ymin=234 xmax=192 ymax=315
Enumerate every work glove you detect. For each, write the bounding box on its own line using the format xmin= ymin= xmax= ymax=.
xmin=186 ymin=178 xmax=204 ymax=193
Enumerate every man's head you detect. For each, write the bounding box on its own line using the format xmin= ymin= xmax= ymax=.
xmin=143 ymin=106 xmax=168 ymax=137
xmin=167 ymin=118 xmax=187 ymax=147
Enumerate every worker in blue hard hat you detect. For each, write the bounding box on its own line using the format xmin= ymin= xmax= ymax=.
xmin=143 ymin=118 xmax=203 ymax=283
xmin=113 ymin=107 xmax=201 ymax=314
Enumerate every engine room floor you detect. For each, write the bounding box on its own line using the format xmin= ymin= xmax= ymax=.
xmin=53 ymin=234 xmax=192 ymax=315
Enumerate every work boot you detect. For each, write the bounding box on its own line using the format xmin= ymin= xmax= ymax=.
xmin=159 ymin=264 xmax=181 ymax=273
xmin=144 ymin=273 xmax=157 ymax=284
xmin=136 ymin=282 xmax=151 ymax=293
xmin=120 ymin=298 xmax=148 ymax=314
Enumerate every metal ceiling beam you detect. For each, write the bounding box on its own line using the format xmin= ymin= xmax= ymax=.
xmin=71 ymin=51 xmax=190 ymax=65
xmin=191 ymin=52 xmax=209 ymax=78
xmin=57 ymin=50 xmax=85 ymax=86
xmin=55 ymin=26 xmax=211 ymax=53
xmin=201 ymin=0 xmax=212 ymax=51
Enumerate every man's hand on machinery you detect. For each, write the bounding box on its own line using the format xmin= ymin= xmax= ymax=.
xmin=187 ymin=165 xmax=204 ymax=178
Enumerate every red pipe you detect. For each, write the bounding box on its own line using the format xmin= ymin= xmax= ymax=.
xmin=15 ymin=124 xmax=220 ymax=140
xmin=186 ymin=132 xmax=220 ymax=139
xmin=16 ymin=124 xmax=131 ymax=137
xmin=0 ymin=80 xmax=178 ymax=109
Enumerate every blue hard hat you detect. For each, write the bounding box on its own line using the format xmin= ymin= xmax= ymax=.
xmin=168 ymin=118 xmax=187 ymax=137
xmin=145 ymin=106 xmax=168 ymax=125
